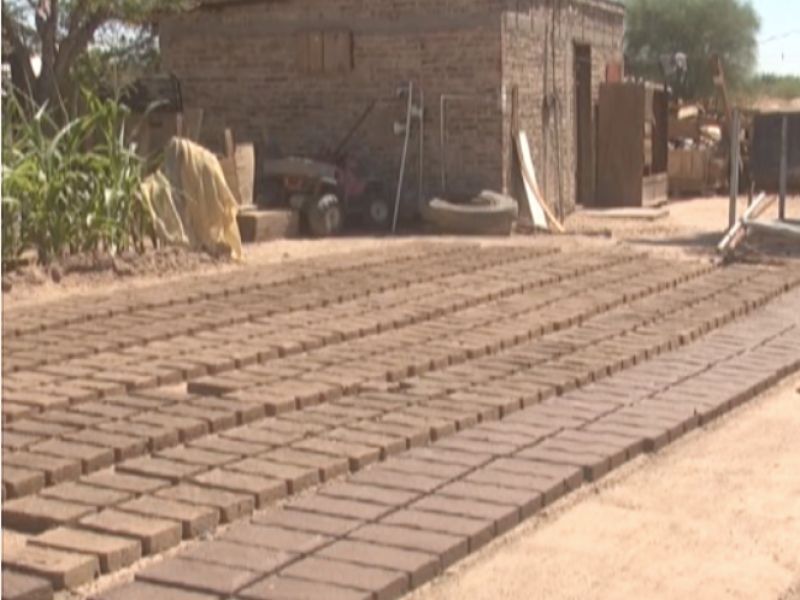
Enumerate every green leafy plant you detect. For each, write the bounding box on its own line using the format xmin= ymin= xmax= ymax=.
xmin=1 ymin=89 xmax=154 ymax=270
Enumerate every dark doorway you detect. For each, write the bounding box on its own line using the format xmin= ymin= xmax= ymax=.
xmin=574 ymin=44 xmax=593 ymax=207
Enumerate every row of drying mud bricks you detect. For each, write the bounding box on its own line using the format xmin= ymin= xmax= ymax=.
xmin=0 ymin=245 xmax=561 ymax=407
xmin=3 ymin=269 xmax=799 ymax=596
xmin=0 ymin=261 xmax=791 ymax=511
xmin=1 ymin=244 xmax=536 ymax=362
xmin=6 ymin=290 xmax=799 ymax=600
xmin=2 ymin=243 xmax=479 ymax=339
xmin=0 ymin=249 xmax=641 ymax=437
xmin=0 ymin=255 xmax=710 ymax=500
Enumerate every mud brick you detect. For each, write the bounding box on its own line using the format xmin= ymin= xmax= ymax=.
xmin=288 ymin=495 xmax=393 ymax=522
xmin=117 ymin=457 xmax=207 ymax=483
xmin=350 ymin=468 xmax=442 ymax=495
xmin=155 ymin=484 xmax=254 ymax=523
xmin=81 ymin=472 xmax=170 ymax=497
xmin=351 ymin=523 xmax=467 ymax=570
xmin=40 ymin=483 xmax=131 ymax=509
xmin=228 ymin=458 xmax=319 ymax=494
xmin=131 ymin=413 xmax=209 ymax=443
xmin=466 ymin=466 xmax=569 ymax=505
xmin=221 ymin=523 xmax=331 ymax=554
xmin=91 ymin=370 xmax=160 ymax=390
xmin=433 ymin=435 xmax=520 ymax=458
xmin=382 ymin=413 xmax=455 ymax=441
xmin=192 ymin=469 xmax=287 ymax=508
xmin=291 ymin=438 xmax=381 ymax=471
xmin=281 ymin=556 xmax=407 ymax=600
xmin=587 ymin=418 xmax=672 ymax=452
xmin=3 ymin=391 xmax=71 ymax=412
xmin=79 ymin=509 xmax=182 ymax=555
xmin=135 ymin=557 xmax=260 ymax=596
xmin=191 ymin=397 xmax=266 ymax=425
xmin=90 ymin=581 xmax=220 ymax=600
xmin=182 ymin=539 xmax=297 ymax=575
xmin=254 ymin=509 xmax=361 ymax=538
xmin=383 ymin=458 xmax=471 ymax=482
xmin=280 ymin=410 xmax=348 ymax=429
xmin=2 ymin=432 xmax=45 ymax=451
xmin=554 ymin=429 xmax=643 ymax=464
xmin=321 ymin=482 xmax=419 ymax=507
xmin=260 ymin=448 xmax=348 ymax=482
xmin=352 ymin=420 xmax=430 ymax=448
xmin=222 ymin=426 xmax=293 ymax=447
xmin=3 ymin=496 xmax=96 ymax=533
xmin=64 ymin=430 xmax=147 ymax=462
xmin=319 ymin=539 xmax=439 ymax=589
xmin=117 ymin=496 xmax=219 ymax=540
xmin=404 ymin=446 xmax=493 ymax=469
xmin=157 ymin=446 xmax=237 ymax=468
xmin=6 ymin=419 xmax=77 ymax=439
xmin=102 ymin=395 xmax=168 ymax=412
xmin=411 ymin=495 xmax=519 ymax=536
xmin=187 ymin=375 xmax=254 ymax=397
xmin=189 ymin=435 xmax=271 ymax=457
xmin=34 ymin=410 xmax=109 ymax=430
xmin=509 ymin=405 xmax=587 ymax=430
xmin=30 ymin=528 xmax=141 ymax=574
xmin=2 ymin=466 xmax=46 ymax=499
xmin=2 ymin=402 xmax=38 ymax=423
xmin=3 ymin=546 xmax=99 ymax=590
xmin=448 ymin=391 xmax=519 ymax=418
xmin=1 ymin=570 xmax=53 ymax=600
xmin=3 ymin=452 xmax=82 ymax=486
xmin=385 ymin=507 xmax=494 ymax=553
xmin=440 ymin=479 xmax=543 ymax=518
xmin=516 ymin=442 xmax=611 ymax=481
xmin=237 ymin=576 xmax=371 ymax=600
xmin=97 ymin=422 xmax=179 ymax=452
xmin=160 ymin=404 xmax=237 ymax=432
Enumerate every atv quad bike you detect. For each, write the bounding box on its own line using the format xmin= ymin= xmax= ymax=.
xmin=262 ymin=156 xmax=389 ymax=238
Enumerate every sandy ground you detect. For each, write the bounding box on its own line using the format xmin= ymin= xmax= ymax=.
xmin=410 ymin=375 xmax=800 ymax=600
xmin=4 ymin=195 xmax=798 ymax=311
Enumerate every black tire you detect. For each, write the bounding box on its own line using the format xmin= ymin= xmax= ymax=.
xmin=307 ymin=193 xmax=344 ymax=238
xmin=364 ymin=197 xmax=392 ymax=230
xmin=421 ymin=191 xmax=518 ymax=236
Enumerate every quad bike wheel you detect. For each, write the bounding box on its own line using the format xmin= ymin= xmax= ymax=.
xmin=307 ymin=193 xmax=344 ymax=237
xmin=365 ymin=197 xmax=392 ymax=230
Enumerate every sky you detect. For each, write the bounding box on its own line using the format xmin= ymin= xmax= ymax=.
xmin=754 ymin=0 xmax=800 ymax=75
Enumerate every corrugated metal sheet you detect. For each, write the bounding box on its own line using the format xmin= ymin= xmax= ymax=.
xmin=750 ymin=111 xmax=800 ymax=192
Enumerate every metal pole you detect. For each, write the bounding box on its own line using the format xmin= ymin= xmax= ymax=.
xmin=779 ymin=115 xmax=788 ymax=221
xmin=728 ymin=109 xmax=741 ymax=229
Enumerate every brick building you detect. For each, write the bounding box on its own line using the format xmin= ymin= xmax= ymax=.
xmin=159 ymin=0 xmax=624 ymax=217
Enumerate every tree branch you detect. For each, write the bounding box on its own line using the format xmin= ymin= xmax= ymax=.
xmin=54 ymin=8 xmax=108 ymax=84
xmin=1 ymin=1 xmax=36 ymax=91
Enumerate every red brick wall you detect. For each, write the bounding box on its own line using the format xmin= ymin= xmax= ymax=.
xmin=501 ymin=0 xmax=625 ymax=217
xmin=159 ymin=0 xmax=506 ymax=213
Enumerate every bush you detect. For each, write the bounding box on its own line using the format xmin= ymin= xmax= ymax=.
xmin=1 ymin=90 xmax=153 ymax=269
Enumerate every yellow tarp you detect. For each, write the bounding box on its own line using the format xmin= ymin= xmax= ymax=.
xmin=141 ymin=137 xmax=243 ymax=261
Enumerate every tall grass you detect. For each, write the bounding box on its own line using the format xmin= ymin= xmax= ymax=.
xmin=2 ymin=90 xmax=153 ymax=269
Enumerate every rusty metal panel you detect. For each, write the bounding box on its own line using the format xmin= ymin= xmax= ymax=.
xmin=751 ymin=112 xmax=800 ymax=192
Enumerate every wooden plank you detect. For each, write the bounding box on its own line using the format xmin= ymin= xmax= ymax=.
xmin=308 ymin=32 xmax=324 ymax=72
xmin=295 ymin=33 xmax=310 ymax=71
xmin=516 ymin=131 xmax=563 ymax=232
xmin=595 ymin=83 xmax=646 ymax=207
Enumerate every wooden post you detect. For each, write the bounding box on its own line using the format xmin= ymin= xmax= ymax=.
xmin=728 ymin=109 xmax=741 ymax=229
xmin=779 ymin=115 xmax=788 ymax=221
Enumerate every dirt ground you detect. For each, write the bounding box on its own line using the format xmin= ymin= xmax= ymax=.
xmin=3 ymin=195 xmax=798 ymax=311
xmin=409 ymin=375 xmax=800 ymax=600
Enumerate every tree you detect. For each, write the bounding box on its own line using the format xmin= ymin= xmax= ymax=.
xmin=1 ymin=0 xmax=184 ymax=110
xmin=624 ymin=0 xmax=761 ymax=101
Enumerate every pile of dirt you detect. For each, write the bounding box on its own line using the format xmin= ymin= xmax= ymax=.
xmin=2 ymin=247 xmax=229 ymax=296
